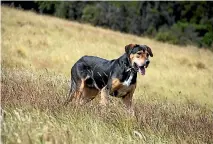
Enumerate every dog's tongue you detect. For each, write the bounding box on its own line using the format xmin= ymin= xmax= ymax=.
xmin=139 ymin=67 xmax=145 ymax=75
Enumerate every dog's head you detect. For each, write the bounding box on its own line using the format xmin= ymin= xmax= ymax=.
xmin=125 ymin=44 xmax=153 ymax=75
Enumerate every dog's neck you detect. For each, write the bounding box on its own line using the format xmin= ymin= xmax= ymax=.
xmin=118 ymin=53 xmax=136 ymax=73
xmin=118 ymin=54 xmax=137 ymax=86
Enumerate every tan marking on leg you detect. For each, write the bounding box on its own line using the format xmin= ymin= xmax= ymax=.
xmin=100 ymin=86 xmax=109 ymax=106
xmin=80 ymin=87 xmax=99 ymax=105
xmin=122 ymin=84 xmax=136 ymax=113
xmin=74 ymin=79 xmax=85 ymax=105
xmin=111 ymin=78 xmax=122 ymax=91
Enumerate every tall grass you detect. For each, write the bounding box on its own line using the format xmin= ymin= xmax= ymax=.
xmin=1 ymin=6 xmax=213 ymax=143
xmin=2 ymin=68 xmax=213 ymax=144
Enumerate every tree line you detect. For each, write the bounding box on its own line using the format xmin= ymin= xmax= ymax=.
xmin=2 ymin=1 xmax=213 ymax=50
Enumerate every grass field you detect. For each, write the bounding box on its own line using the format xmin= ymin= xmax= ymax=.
xmin=1 ymin=6 xmax=213 ymax=144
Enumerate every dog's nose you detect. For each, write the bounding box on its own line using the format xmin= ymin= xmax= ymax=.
xmin=146 ymin=60 xmax=150 ymax=65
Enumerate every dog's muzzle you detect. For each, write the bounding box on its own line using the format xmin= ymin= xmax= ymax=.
xmin=133 ymin=59 xmax=150 ymax=75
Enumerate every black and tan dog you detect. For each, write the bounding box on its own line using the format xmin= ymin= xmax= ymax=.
xmin=64 ymin=44 xmax=153 ymax=110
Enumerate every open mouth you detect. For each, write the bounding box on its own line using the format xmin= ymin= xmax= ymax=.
xmin=138 ymin=65 xmax=145 ymax=75
xmin=134 ymin=63 xmax=146 ymax=75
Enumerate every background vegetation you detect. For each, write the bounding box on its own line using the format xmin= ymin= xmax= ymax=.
xmin=2 ymin=1 xmax=213 ymax=49
xmin=1 ymin=6 xmax=213 ymax=144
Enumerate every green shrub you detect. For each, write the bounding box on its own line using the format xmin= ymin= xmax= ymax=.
xmin=201 ymin=32 xmax=213 ymax=48
xmin=155 ymin=26 xmax=179 ymax=44
xmin=82 ymin=5 xmax=100 ymax=25
xmin=156 ymin=32 xmax=170 ymax=43
xmin=54 ymin=2 xmax=69 ymax=18
xmin=157 ymin=23 xmax=201 ymax=46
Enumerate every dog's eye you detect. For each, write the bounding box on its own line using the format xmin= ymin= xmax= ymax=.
xmin=136 ymin=55 xmax=140 ymax=58
xmin=137 ymin=52 xmax=142 ymax=55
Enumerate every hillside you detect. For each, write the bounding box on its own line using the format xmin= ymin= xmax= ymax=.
xmin=1 ymin=6 xmax=213 ymax=144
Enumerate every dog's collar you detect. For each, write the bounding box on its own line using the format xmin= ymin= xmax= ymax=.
xmin=122 ymin=61 xmax=137 ymax=73
xmin=126 ymin=68 xmax=132 ymax=72
xmin=128 ymin=67 xmax=137 ymax=73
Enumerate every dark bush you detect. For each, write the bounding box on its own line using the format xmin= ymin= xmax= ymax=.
xmin=82 ymin=5 xmax=101 ymax=24
xmin=155 ymin=25 xmax=178 ymax=44
xmin=201 ymin=32 xmax=213 ymax=48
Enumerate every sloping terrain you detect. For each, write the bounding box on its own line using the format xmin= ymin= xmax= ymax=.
xmin=1 ymin=6 xmax=213 ymax=144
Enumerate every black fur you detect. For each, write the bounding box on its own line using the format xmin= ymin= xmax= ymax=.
xmin=65 ymin=44 xmax=153 ymax=105
xmin=72 ymin=53 xmax=136 ymax=90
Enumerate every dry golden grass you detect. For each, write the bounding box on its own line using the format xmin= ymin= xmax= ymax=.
xmin=1 ymin=6 xmax=213 ymax=144
xmin=2 ymin=68 xmax=213 ymax=144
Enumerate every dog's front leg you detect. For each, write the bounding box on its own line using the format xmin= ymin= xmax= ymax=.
xmin=100 ymin=86 xmax=110 ymax=106
xmin=122 ymin=92 xmax=133 ymax=110
xmin=122 ymin=85 xmax=136 ymax=115
xmin=122 ymin=93 xmax=134 ymax=116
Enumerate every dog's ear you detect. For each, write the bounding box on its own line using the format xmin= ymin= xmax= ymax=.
xmin=125 ymin=44 xmax=136 ymax=55
xmin=145 ymin=45 xmax=153 ymax=57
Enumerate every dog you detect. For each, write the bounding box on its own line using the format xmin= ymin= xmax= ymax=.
xmin=64 ymin=44 xmax=153 ymax=110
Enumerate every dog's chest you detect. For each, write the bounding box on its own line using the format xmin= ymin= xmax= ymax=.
xmin=123 ymin=72 xmax=134 ymax=86
xmin=110 ymin=72 xmax=136 ymax=97
xmin=115 ymin=84 xmax=135 ymax=97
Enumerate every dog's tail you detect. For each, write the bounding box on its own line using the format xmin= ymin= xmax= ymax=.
xmin=64 ymin=78 xmax=76 ymax=106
